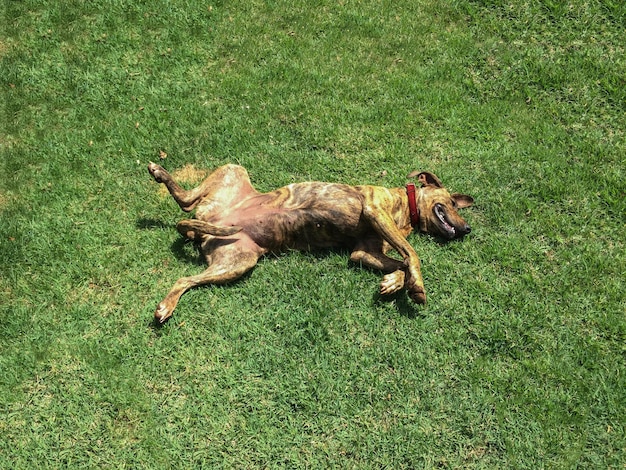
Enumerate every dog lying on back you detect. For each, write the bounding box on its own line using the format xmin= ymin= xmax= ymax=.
xmin=149 ymin=163 xmax=473 ymax=323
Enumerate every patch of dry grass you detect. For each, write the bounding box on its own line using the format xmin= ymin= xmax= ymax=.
xmin=156 ymin=163 xmax=209 ymax=198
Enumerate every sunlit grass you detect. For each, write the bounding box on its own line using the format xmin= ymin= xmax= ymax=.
xmin=1 ymin=0 xmax=624 ymax=467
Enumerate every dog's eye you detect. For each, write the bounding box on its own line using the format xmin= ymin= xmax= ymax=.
xmin=451 ymin=199 xmax=458 ymax=209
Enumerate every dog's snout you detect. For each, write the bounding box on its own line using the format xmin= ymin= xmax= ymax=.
xmin=461 ymin=224 xmax=471 ymax=235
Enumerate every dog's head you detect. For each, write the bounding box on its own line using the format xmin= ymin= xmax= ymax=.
xmin=409 ymin=171 xmax=474 ymax=240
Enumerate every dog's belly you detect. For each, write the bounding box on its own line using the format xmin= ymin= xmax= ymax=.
xmin=212 ymin=183 xmax=370 ymax=251
xmin=243 ymin=208 xmax=366 ymax=251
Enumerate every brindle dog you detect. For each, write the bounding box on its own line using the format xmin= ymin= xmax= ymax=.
xmin=148 ymin=163 xmax=473 ymax=323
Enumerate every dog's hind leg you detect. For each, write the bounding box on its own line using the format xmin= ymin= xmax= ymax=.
xmin=148 ymin=163 xmax=255 ymax=214
xmin=154 ymin=243 xmax=261 ymax=323
xmin=148 ymin=162 xmax=207 ymax=212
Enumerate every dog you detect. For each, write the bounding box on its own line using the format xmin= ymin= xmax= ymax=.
xmin=148 ymin=163 xmax=473 ymax=323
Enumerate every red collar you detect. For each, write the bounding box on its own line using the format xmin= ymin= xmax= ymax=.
xmin=406 ymin=183 xmax=420 ymax=228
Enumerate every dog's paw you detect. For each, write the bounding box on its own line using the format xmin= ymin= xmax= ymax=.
xmin=404 ymin=267 xmax=426 ymax=305
xmin=154 ymin=303 xmax=172 ymax=324
xmin=380 ymin=271 xmax=405 ymax=295
xmin=148 ymin=162 xmax=166 ymax=183
xmin=407 ymin=286 xmax=427 ymax=305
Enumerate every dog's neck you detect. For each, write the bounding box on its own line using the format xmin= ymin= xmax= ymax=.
xmin=405 ymin=183 xmax=420 ymax=228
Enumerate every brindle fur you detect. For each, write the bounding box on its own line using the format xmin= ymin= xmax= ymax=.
xmin=148 ymin=163 xmax=473 ymax=323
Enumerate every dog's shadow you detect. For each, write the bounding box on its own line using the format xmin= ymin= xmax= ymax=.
xmin=374 ymin=291 xmax=425 ymax=319
xmin=137 ymin=217 xmax=204 ymax=266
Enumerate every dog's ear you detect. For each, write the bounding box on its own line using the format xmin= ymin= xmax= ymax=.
xmin=451 ymin=193 xmax=474 ymax=209
xmin=408 ymin=171 xmax=443 ymax=188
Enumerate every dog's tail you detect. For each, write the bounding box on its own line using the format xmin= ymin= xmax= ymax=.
xmin=177 ymin=219 xmax=243 ymax=239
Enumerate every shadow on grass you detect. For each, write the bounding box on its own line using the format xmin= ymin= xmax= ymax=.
xmin=137 ymin=217 xmax=205 ymax=266
xmin=169 ymin=238 xmax=206 ymax=267
xmin=148 ymin=316 xmax=166 ymax=332
xmin=345 ymin=263 xmax=425 ymax=320
xmin=373 ymin=290 xmax=426 ymax=319
xmin=136 ymin=217 xmax=171 ymax=230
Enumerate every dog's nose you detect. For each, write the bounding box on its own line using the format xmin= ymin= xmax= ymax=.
xmin=461 ymin=224 xmax=471 ymax=235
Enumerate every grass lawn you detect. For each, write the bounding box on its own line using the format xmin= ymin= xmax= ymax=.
xmin=1 ymin=0 xmax=624 ymax=467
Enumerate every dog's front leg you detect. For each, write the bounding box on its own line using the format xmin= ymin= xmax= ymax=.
xmin=361 ymin=204 xmax=426 ymax=304
xmin=350 ymin=241 xmax=406 ymax=296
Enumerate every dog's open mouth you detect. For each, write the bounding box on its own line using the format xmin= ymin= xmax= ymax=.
xmin=434 ymin=204 xmax=456 ymax=238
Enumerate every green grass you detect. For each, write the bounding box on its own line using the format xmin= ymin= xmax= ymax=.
xmin=1 ymin=0 xmax=624 ymax=467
